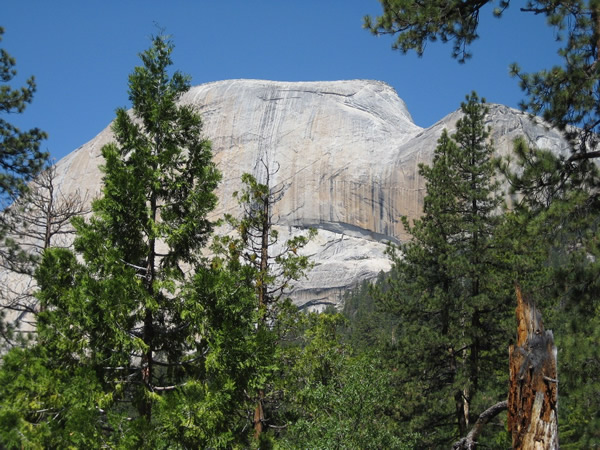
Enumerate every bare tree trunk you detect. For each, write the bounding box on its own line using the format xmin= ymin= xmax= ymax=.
xmin=140 ymin=192 xmax=157 ymax=422
xmin=253 ymin=193 xmax=270 ymax=440
xmin=508 ymin=284 xmax=558 ymax=449
xmin=253 ymin=388 xmax=265 ymax=439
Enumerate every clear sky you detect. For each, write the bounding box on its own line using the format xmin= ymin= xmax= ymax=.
xmin=4 ymin=1 xmax=561 ymax=162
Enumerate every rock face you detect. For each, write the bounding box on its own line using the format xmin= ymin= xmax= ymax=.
xmin=40 ymin=80 xmax=571 ymax=309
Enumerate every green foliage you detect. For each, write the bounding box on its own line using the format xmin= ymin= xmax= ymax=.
xmin=65 ymin=33 xmax=222 ymax=430
xmin=365 ymin=7 xmax=600 ymax=442
xmin=0 ymin=25 xmax=49 ymax=349
xmin=0 ymin=345 xmax=104 ymax=449
xmin=0 ymin=33 xmax=263 ymax=448
xmin=364 ymin=0 xmax=509 ymax=63
xmin=340 ymin=273 xmax=399 ymax=350
xmin=374 ymin=93 xmax=511 ymax=447
xmin=337 ymin=99 xmax=600 ymax=448
xmin=274 ymin=312 xmax=418 ymax=450
xmin=213 ymin=169 xmax=316 ymax=438
xmin=0 ymin=26 xmax=48 ymax=202
xmin=510 ymin=1 xmax=600 ymax=155
xmin=149 ymin=264 xmax=259 ymax=448
xmin=0 ymin=43 xmax=324 ymax=445
xmin=215 ymin=170 xmax=316 ymax=320
xmin=499 ymin=137 xmax=600 ymax=447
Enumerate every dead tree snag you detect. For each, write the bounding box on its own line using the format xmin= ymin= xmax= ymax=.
xmin=508 ymin=284 xmax=558 ymax=449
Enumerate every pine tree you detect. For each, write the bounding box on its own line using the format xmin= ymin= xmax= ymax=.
xmin=365 ymin=3 xmax=600 ymax=444
xmin=0 ymin=26 xmax=48 ymax=203
xmin=340 ymin=273 xmax=399 ymax=350
xmin=0 ymin=33 xmax=257 ymax=447
xmin=380 ymin=93 xmax=512 ymax=446
xmin=213 ymin=163 xmax=315 ymax=440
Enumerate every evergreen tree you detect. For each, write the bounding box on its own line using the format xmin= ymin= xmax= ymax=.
xmin=213 ymin=165 xmax=315 ymax=441
xmin=340 ymin=273 xmax=399 ymax=350
xmin=365 ymin=2 xmax=600 ymax=444
xmin=379 ymin=93 xmax=511 ymax=446
xmin=69 ymin=31 xmax=221 ymax=426
xmin=224 ymin=164 xmax=315 ymax=326
xmin=0 ymin=34 xmax=260 ymax=448
xmin=0 ymin=26 xmax=49 ymax=349
xmin=0 ymin=26 xmax=48 ymax=203
xmin=275 ymin=312 xmax=417 ymax=449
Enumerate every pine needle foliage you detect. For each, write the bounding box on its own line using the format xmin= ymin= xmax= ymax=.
xmin=378 ymin=93 xmax=512 ymax=447
xmin=0 ymin=26 xmax=48 ymax=202
xmin=0 ymin=33 xmax=261 ymax=448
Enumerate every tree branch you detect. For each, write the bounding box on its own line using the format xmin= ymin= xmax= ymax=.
xmin=452 ymin=400 xmax=508 ymax=449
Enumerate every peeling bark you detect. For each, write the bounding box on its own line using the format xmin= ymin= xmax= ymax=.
xmin=508 ymin=284 xmax=558 ymax=449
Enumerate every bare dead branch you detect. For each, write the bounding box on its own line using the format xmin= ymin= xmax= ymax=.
xmin=452 ymin=400 xmax=508 ymax=449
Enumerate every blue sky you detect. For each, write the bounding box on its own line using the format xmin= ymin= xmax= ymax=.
xmin=4 ymin=1 xmax=561 ymax=162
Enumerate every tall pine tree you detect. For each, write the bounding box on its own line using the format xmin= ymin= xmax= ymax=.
xmin=365 ymin=3 xmax=600 ymax=444
xmin=0 ymin=34 xmax=263 ymax=448
xmin=380 ymin=93 xmax=511 ymax=447
xmin=67 ymin=31 xmax=221 ymax=425
xmin=213 ymin=165 xmax=316 ymax=441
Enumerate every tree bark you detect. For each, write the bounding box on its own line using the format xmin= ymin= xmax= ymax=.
xmin=253 ymin=388 xmax=265 ymax=439
xmin=508 ymin=284 xmax=558 ymax=449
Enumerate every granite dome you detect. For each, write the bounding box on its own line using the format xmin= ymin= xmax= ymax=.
xmin=21 ymin=80 xmax=572 ymax=309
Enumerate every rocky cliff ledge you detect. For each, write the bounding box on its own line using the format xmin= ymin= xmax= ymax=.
xmin=50 ymin=79 xmax=569 ymax=309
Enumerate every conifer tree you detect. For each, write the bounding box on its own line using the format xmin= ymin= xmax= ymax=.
xmin=68 ymin=31 xmax=221 ymax=424
xmin=380 ymin=93 xmax=511 ymax=446
xmin=0 ymin=34 xmax=259 ymax=448
xmin=0 ymin=26 xmax=48 ymax=203
xmin=365 ymin=3 xmax=600 ymax=444
xmin=0 ymin=26 xmax=49 ymax=347
xmin=213 ymin=163 xmax=315 ymax=440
